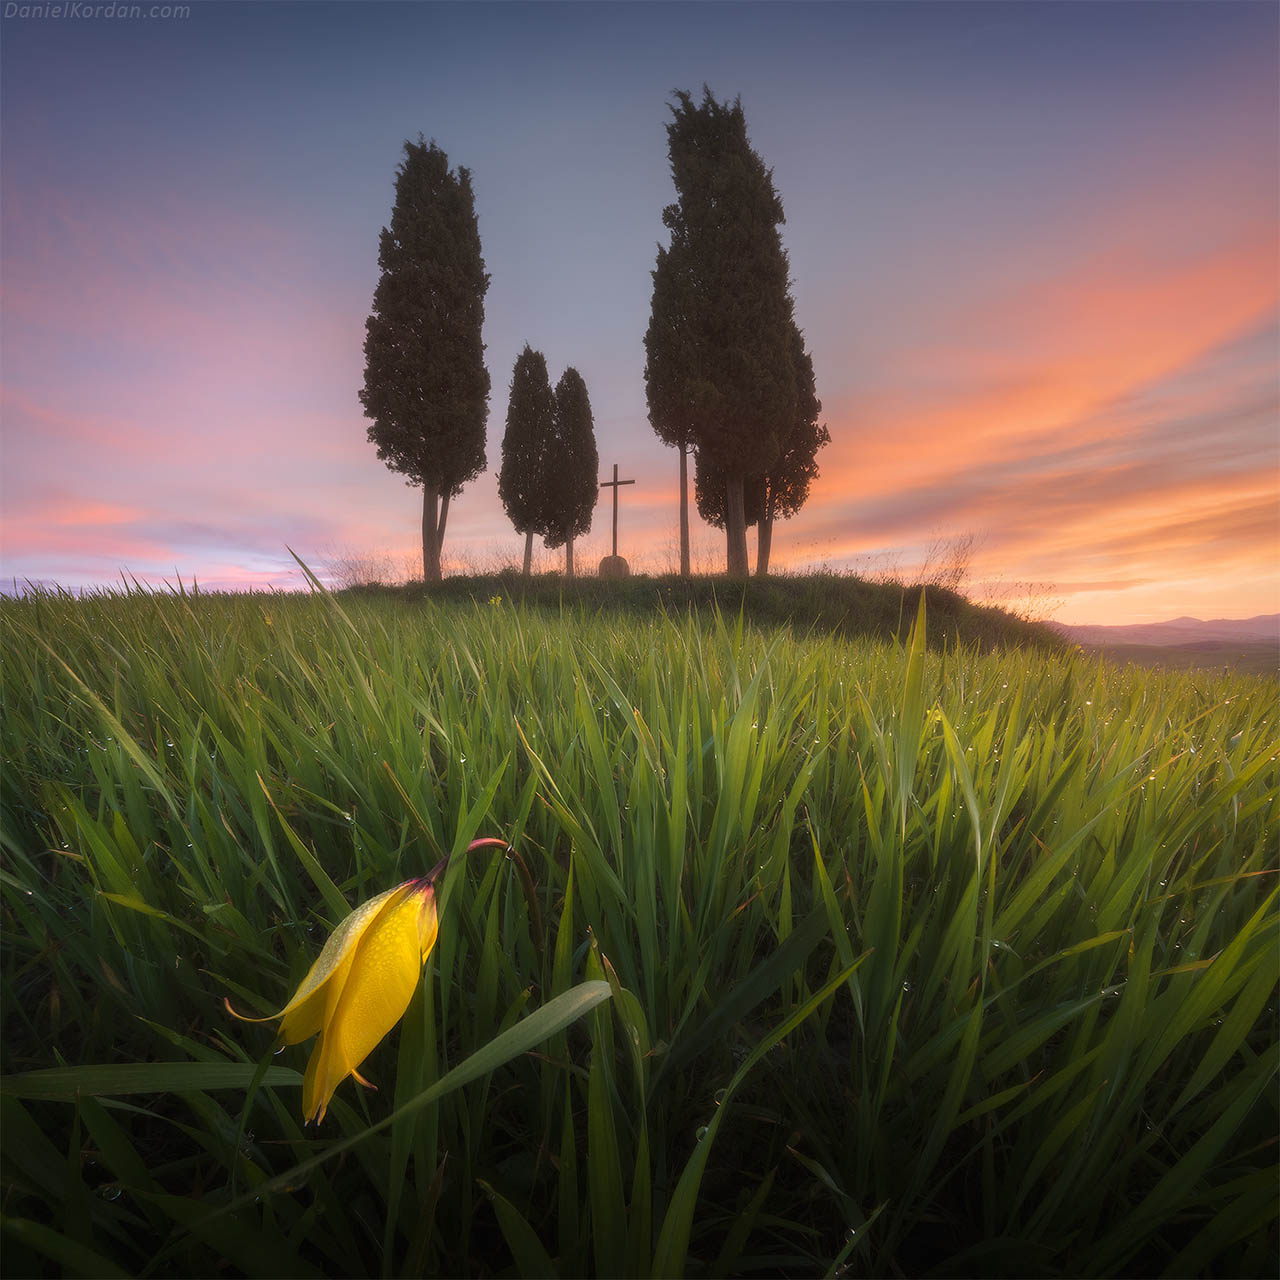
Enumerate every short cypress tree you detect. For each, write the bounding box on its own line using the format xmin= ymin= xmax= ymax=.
xmin=541 ymin=368 xmax=598 ymax=578
xmin=498 ymin=346 xmax=556 ymax=577
xmin=360 ymin=138 xmax=490 ymax=583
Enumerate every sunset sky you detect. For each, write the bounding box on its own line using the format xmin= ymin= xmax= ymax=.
xmin=2 ymin=1 xmax=1277 ymax=623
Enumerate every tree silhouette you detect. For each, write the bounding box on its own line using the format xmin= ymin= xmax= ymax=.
xmin=695 ymin=321 xmax=828 ymax=575
xmin=655 ymin=88 xmax=797 ymax=577
xmin=644 ymin=240 xmax=698 ymax=577
xmin=541 ymin=368 xmax=598 ymax=577
xmin=360 ymin=138 xmax=490 ymax=583
xmin=498 ymin=345 xmax=556 ymax=577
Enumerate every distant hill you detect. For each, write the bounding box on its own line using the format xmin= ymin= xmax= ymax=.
xmin=1056 ymin=614 xmax=1279 ymax=647
xmin=1055 ymin=614 xmax=1278 ymax=677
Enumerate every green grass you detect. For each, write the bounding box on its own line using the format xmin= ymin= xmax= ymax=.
xmin=2 ymin=581 xmax=1276 ymax=1277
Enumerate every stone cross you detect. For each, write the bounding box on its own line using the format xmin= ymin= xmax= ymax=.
xmin=599 ymin=463 xmax=635 ymax=557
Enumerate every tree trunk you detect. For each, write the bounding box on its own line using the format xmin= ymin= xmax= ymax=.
xmin=724 ymin=473 xmax=749 ymax=578
xmin=678 ymin=443 xmax=690 ymax=578
xmin=755 ymin=487 xmax=774 ymax=577
xmin=437 ymin=490 xmax=450 ymax=550
xmin=522 ymin=530 xmax=533 ymax=578
xmin=421 ymin=484 xmax=442 ymax=583
xmin=566 ymin=534 xmax=575 ymax=578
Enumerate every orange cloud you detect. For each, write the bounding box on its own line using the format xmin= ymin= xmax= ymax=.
xmin=819 ymin=227 xmax=1277 ymax=499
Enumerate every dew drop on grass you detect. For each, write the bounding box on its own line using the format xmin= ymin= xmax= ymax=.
xmin=695 ymin=1125 xmax=708 ymax=1141
xmin=713 ymin=1088 xmax=727 ymax=1106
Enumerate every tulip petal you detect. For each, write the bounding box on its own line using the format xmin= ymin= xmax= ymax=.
xmin=302 ymin=883 xmax=438 ymax=1123
xmin=227 ymin=882 xmax=418 ymax=1041
xmin=277 ymin=881 xmax=417 ymax=1026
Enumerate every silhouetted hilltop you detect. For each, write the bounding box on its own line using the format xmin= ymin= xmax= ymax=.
xmin=341 ymin=571 xmax=1063 ymax=654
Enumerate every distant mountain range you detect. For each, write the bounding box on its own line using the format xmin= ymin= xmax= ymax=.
xmin=1055 ymin=614 xmax=1279 ymax=648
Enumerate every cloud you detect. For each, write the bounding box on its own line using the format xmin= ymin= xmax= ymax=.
xmin=2 ymin=33 xmax=1275 ymax=626
xmin=769 ymin=241 xmax=1279 ymax=621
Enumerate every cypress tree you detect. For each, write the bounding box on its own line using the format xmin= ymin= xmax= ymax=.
xmin=498 ymin=345 xmax=556 ymax=577
xmin=654 ymin=88 xmax=797 ymax=577
xmin=360 ymin=138 xmax=490 ymax=583
xmin=542 ymin=368 xmax=599 ymax=578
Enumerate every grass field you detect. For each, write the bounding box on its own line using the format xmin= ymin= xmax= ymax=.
xmin=2 ymin=579 xmax=1276 ymax=1277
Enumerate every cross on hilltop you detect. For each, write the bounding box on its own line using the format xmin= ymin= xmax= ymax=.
xmin=599 ymin=463 xmax=635 ymax=558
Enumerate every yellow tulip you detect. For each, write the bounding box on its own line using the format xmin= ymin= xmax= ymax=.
xmin=229 ymin=838 xmax=506 ymax=1123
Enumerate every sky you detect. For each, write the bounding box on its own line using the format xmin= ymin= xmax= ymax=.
xmin=2 ymin=0 xmax=1277 ymax=624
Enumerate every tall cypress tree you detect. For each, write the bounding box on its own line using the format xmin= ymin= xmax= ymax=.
xmin=652 ymin=88 xmax=797 ymax=577
xmin=695 ymin=321 xmax=828 ymax=575
xmin=541 ymin=367 xmax=598 ymax=578
xmin=360 ymin=138 xmax=490 ymax=583
xmin=498 ymin=345 xmax=556 ymax=577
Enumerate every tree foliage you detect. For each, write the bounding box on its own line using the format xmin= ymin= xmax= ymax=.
xmin=695 ymin=321 xmax=828 ymax=538
xmin=644 ymin=240 xmax=700 ymax=456
xmin=651 ymin=88 xmax=800 ymax=575
xmin=498 ymin=345 xmax=556 ymax=542
xmin=662 ymin=90 xmax=795 ymax=472
xmin=360 ymin=139 xmax=490 ymax=579
xmin=360 ymin=139 xmax=489 ymax=581
xmin=644 ymin=239 xmax=698 ymax=576
xmin=541 ymin=368 xmax=598 ymax=553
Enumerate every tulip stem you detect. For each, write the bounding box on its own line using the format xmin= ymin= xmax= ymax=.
xmin=430 ymin=837 xmax=544 ymax=956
